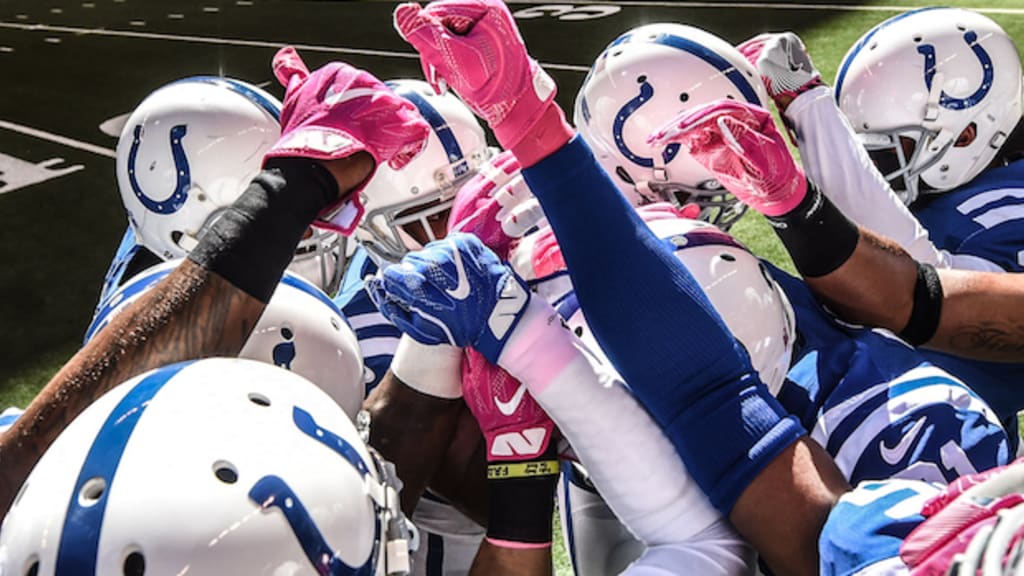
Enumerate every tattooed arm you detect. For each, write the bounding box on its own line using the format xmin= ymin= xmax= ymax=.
xmin=0 ymin=153 xmax=374 ymax=516
xmin=805 ymin=226 xmax=1024 ymax=362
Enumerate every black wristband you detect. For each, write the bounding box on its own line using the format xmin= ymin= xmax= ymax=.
xmin=188 ymin=158 xmax=338 ymax=302
xmin=767 ymin=182 xmax=860 ymax=278
xmin=486 ymin=445 xmax=559 ymax=545
xmin=899 ymin=262 xmax=944 ymax=346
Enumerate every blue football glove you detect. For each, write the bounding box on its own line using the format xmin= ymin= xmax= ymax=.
xmin=367 ymin=232 xmax=531 ymax=364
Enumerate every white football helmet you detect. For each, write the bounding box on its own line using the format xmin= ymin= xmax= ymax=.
xmin=575 ymin=23 xmax=770 ymax=230
xmin=85 ymin=260 xmax=365 ymax=418
xmin=116 ymin=75 xmax=344 ymax=293
xmin=0 ymin=358 xmax=413 ymax=575
xmin=356 ymin=79 xmax=493 ymax=264
xmin=513 ymin=216 xmax=796 ymax=395
xmin=835 ymin=7 xmax=1023 ymax=205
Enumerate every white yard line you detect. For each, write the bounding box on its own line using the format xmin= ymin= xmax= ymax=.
xmin=507 ymin=1 xmax=1024 ymax=16
xmin=0 ymin=120 xmax=116 ymax=158
xmin=0 ymin=22 xmax=593 ymax=72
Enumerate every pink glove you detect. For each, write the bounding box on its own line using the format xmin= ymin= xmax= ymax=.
xmin=461 ymin=347 xmax=556 ymax=462
xmin=266 ymin=46 xmax=431 ymax=234
xmin=448 ymin=151 xmax=546 ymax=259
xmin=393 ymin=0 xmax=573 ymax=167
xmin=901 ymin=459 xmax=1024 ymax=575
xmin=647 ymin=99 xmax=807 ymax=217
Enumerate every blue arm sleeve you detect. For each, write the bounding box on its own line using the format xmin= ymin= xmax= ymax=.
xmin=521 ymin=136 xmax=806 ymax=513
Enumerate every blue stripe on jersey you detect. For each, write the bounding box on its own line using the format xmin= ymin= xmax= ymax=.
xmin=334 ymin=246 xmax=399 ymax=392
xmin=820 ymin=479 xmax=938 ymax=576
xmin=771 ymin=262 xmax=1008 ymax=485
xmin=913 ymin=159 xmax=1024 ymax=271
xmin=55 ymin=362 xmax=188 ymax=573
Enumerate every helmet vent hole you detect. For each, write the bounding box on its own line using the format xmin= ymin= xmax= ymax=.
xmin=869 ymin=42 xmax=878 ymax=50
xmin=248 ymin=392 xmax=271 ymax=407
xmin=213 ymin=461 xmax=238 ymax=484
xmin=614 ymin=166 xmax=635 ymax=185
xmin=679 ymin=93 xmax=689 ymax=102
xmin=863 ymin=122 xmax=870 ymax=130
xmin=726 ymin=94 xmax=735 ymax=100
xmin=720 ymin=253 xmax=737 ymax=262
xmin=574 ymin=326 xmax=584 ymax=337
xmin=24 ymin=558 xmax=39 ymax=576
xmin=913 ymin=35 xmax=923 ymax=43
xmin=79 ymin=477 xmax=107 ymax=507
xmin=957 ymin=24 xmax=966 ymax=31
xmin=196 ymin=193 xmax=207 ymax=202
xmin=330 ymin=317 xmax=341 ymax=331
xmin=940 ymin=165 xmax=950 ymax=173
xmin=123 ymin=550 xmax=146 ymax=576
xmin=611 ymin=50 xmax=622 ymax=57
xmin=170 ymin=231 xmax=183 ymax=246
xmin=637 ymin=75 xmax=647 ymax=84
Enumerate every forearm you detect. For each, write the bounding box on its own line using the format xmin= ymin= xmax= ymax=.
xmin=428 ymin=406 xmax=489 ymax=527
xmin=0 ymin=154 xmax=370 ymax=516
xmin=730 ymin=438 xmax=849 ymax=576
xmin=499 ymin=297 xmax=722 ymax=545
xmin=0 ymin=261 xmax=262 ymax=511
xmin=786 ymin=86 xmax=950 ymax=267
xmin=927 ymin=268 xmax=1024 ymax=361
xmin=365 ymin=338 xmax=465 ymax=517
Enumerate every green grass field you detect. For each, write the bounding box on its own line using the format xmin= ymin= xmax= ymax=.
xmin=1 ymin=0 xmax=1023 ymax=572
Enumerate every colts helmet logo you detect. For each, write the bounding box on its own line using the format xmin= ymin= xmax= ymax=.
xmin=126 ymin=124 xmax=192 ymax=214
xmin=917 ymin=30 xmax=994 ymax=111
xmin=248 ymin=406 xmax=378 ymax=575
xmin=612 ymin=75 xmax=681 ymax=168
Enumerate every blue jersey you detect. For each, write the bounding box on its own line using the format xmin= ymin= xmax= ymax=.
xmin=913 ymin=159 xmax=1024 ymax=272
xmin=905 ymin=160 xmax=1024 ymax=433
xmin=772 ymin=265 xmax=1009 ymax=485
xmin=820 ymin=478 xmax=939 ymax=575
xmin=333 ymin=247 xmax=402 ymax=393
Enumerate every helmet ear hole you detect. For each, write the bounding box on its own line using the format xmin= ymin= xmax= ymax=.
xmin=123 ymin=549 xmax=146 ymax=576
xmin=213 ymin=460 xmax=239 ymax=484
xmin=615 ymin=166 xmax=634 ymax=185
xmin=23 ymin=557 xmax=39 ymax=576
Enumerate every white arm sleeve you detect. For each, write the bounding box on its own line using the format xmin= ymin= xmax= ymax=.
xmin=786 ymin=86 xmax=975 ymax=269
xmin=497 ymin=298 xmax=742 ymax=561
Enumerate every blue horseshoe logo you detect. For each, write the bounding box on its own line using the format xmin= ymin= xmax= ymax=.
xmin=127 ymin=124 xmax=191 ymax=214
xmin=917 ymin=30 xmax=994 ymax=111
xmin=246 ymin=406 xmax=380 ymax=575
xmin=612 ymin=78 xmax=681 ymax=168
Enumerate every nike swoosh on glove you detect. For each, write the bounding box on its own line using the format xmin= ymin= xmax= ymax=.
xmin=448 ymin=151 xmax=546 ymax=259
xmin=901 ymin=458 xmax=1024 ymax=575
xmin=265 ymin=46 xmax=431 ymax=234
xmin=393 ymin=0 xmax=572 ymax=166
xmin=367 ymin=232 xmax=531 ymax=364
xmin=462 ymin=347 xmax=556 ymax=462
xmin=647 ymin=99 xmax=807 ymax=217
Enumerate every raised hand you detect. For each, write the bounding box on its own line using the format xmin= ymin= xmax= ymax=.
xmin=393 ymin=0 xmax=572 ymax=165
xmin=648 ymin=99 xmax=807 ymax=217
xmin=737 ymin=32 xmax=824 ymax=112
xmin=367 ymin=232 xmax=530 ymax=364
xmin=265 ymin=46 xmax=431 ymax=233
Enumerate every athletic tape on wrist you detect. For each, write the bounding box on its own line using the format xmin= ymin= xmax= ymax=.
xmin=390 ymin=336 xmax=463 ymax=399
xmin=899 ymin=262 xmax=943 ymax=346
xmin=767 ymin=181 xmax=859 ymax=278
xmin=188 ymin=158 xmax=338 ymax=302
xmin=487 ymin=460 xmax=559 ymax=480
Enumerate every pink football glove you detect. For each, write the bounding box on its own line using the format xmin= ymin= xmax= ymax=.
xmin=462 ymin=347 xmax=556 ymax=462
xmin=447 ymin=151 xmax=545 ymax=259
xmin=265 ymin=46 xmax=431 ymax=234
xmin=647 ymin=99 xmax=807 ymax=217
xmin=393 ymin=0 xmax=573 ymax=167
xmin=901 ymin=459 xmax=1024 ymax=575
